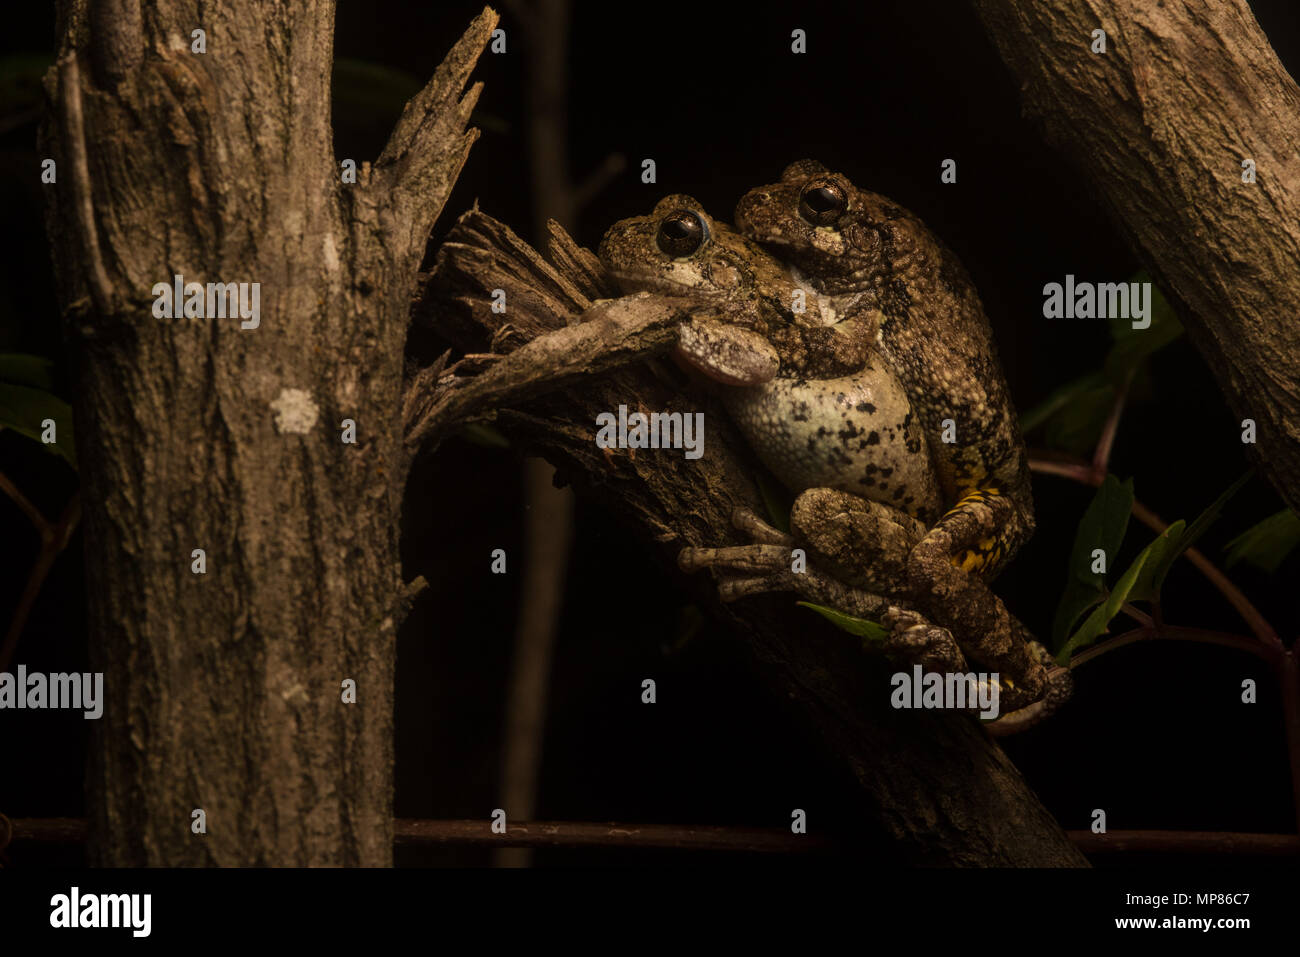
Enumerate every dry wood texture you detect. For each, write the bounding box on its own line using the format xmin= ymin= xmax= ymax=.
xmin=973 ymin=0 xmax=1300 ymax=512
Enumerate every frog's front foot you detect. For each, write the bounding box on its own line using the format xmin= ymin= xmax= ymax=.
xmin=879 ymin=606 xmax=969 ymax=674
xmin=678 ymin=507 xmax=894 ymax=619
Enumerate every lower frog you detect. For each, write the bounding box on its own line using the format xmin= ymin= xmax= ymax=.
xmin=599 ymin=196 xmax=1063 ymax=724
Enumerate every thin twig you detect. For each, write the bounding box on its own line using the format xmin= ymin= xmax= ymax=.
xmin=1066 ymin=829 xmax=1300 ymax=856
xmin=1091 ymin=374 xmax=1130 ymax=475
xmin=59 ymin=54 xmax=116 ymax=316
xmin=0 ymin=492 xmax=81 ymax=674
xmin=8 ymin=815 xmax=1295 ymax=857
xmin=1281 ymin=652 xmax=1300 ymax=833
xmin=1027 ymin=456 xmax=1095 ymax=483
xmin=1067 ymin=625 xmax=1279 ymax=670
xmin=1119 ymin=602 xmax=1153 ymax=627
xmin=1129 ymin=498 xmax=1281 ymax=649
xmin=0 ymin=470 xmax=50 ymax=535
xmin=0 ymin=816 xmax=827 ymax=854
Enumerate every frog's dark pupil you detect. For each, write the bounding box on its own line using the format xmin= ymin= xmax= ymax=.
xmin=800 ymin=183 xmax=846 ymax=225
xmin=657 ymin=211 xmax=705 ymax=256
xmin=663 ymin=218 xmax=694 ymax=239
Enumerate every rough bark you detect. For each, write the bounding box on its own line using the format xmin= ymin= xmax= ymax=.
xmin=972 ymin=0 xmax=1300 ymax=513
xmin=41 ymin=1 xmax=497 ymax=865
xmin=411 ymin=211 xmax=1087 ymax=866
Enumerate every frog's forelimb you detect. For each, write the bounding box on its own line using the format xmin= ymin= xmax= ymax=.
xmin=677 ymin=505 xmax=966 ymax=673
xmin=679 ymin=506 xmax=890 ymax=618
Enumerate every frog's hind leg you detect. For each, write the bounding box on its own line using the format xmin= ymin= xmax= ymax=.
xmin=906 ymin=494 xmax=1050 ymax=703
xmin=928 ymin=486 xmax=1031 ymax=580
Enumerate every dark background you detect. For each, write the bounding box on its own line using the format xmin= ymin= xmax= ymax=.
xmin=1 ymin=1 xmax=1297 ymax=866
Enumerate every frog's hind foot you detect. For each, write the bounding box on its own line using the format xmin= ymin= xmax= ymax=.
xmin=982 ymin=642 xmax=1072 ymax=736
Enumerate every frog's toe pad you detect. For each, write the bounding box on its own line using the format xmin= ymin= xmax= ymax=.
xmin=983 ymin=666 xmax=1072 ymax=736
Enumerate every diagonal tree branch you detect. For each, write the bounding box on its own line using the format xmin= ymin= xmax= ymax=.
xmin=403 ymin=293 xmax=688 ymax=452
xmin=972 ymin=0 xmax=1300 ymax=514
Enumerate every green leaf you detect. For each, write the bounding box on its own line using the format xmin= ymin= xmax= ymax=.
xmin=1051 ymin=475 xmax=1134 ymax=649
xmin=1022 ymin=273 xmax=1182 ymax=449
xmin=1125 ymin=520 xmax=1185 ymax=603
xmin=1057 ymin=542 xmax=1151 ymax=663
xmin=797 ymin=602 xmax=888 ymax=642
xmin=0 ymin=53 xmax=53 ymax=117
xmin=1142 ymin=472 xmax=1251 ymax=595
xmin=756 ymin=471 xmax=792 ymax=534
xmin=0 ymin=352 xmax=55 ymax=390
xmin=1225 ymin=508 xmax=1300 ymax=574
xmin=1019 ymin=371 xmax=1110 ymax=436
xmin=663 ymin=604 xmax=704 ymax=656
xmin=1103 ymin=271 xmax=1182 ymax=384
xmin=457 ymin=422 xmax=510 ymax=449
xmin=1043 ymin=380 xmax=1116 ymax=454
xmin=0 ymin=382 xmax=76 ymax=468
xmin=332 ymin=58 xmax=424 ymax=118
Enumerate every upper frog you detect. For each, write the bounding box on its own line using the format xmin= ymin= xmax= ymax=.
xmin=598 ymin=195 xmax=943 ymax=523
xmin=735 ymin=161 xmax=1034 ymax=576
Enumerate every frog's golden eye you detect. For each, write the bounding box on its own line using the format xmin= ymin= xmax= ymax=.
xmin=657 ymin=209 xmax=707 ymax=257
xmin=799 ymin=181 xmax=847 ymax=226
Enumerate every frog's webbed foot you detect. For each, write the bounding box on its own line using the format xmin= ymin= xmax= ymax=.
xmin=982 ymin=642 xmax=1074 ymax=737
xmin=678 ymin=507 xmax=894 ymax=619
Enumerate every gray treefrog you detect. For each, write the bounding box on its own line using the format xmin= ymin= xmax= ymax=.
xmin=736 ymin=161 xmax=1069 ymax=716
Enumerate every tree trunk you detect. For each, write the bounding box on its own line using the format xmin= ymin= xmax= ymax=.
xmin=972 ymin=0 xmax=1300 ymax=513
xmin=40 ymin=0 xmax=496 ymax=865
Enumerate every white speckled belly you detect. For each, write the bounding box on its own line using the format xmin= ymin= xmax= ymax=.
xmin=722 ymin=365 xmax=942 ymax=522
